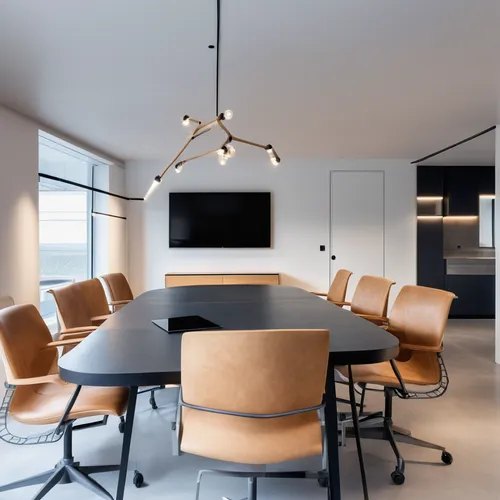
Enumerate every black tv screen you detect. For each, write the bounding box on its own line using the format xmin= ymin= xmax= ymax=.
xmin=169 ymin=192 xmax=271 ymax=248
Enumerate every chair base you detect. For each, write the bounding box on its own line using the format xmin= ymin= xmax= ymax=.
xmin=0 ymin=461 xmax=120 ymax=500
xmin=138 ymin=385 xmax=166 ymax=410
xmin=0 ymin=421 xmax=120 ymax=499
xmin=195 ymin=469 xmax=328 ymax=500
xmin=345 ymin=388 xmax=452 ymax=485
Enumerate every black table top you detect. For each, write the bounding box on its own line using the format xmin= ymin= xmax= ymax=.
xmin=59 ymin=285 xmax=399 ymax=387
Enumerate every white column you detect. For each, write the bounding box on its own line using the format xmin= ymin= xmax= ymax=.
xmin=495 ymin=126 xmax=500 ymax=363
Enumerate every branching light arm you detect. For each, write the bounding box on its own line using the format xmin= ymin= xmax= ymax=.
xmin=232 ymin=136 xmax=267 ymax=150
xmin=174 ymin=146 xmax=224 ymax=173
xmin=144 ymin=110 xmax=280 ymax=200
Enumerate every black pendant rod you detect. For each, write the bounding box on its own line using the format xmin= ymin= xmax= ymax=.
xmin=91 ymin=165 xmax=95 ymax=277
xmin=215 ymin=0 xmax=221 ymax=116
xmin=411 ymin=125 xmax=496 ymax=165
xmin=92 ymin=211 xmax=127 ymax=220
xmin=38 ymin=173 xmax=144 ymax=201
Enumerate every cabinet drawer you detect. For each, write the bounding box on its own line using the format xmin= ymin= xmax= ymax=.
xmin=165 ymin=275 xmax=223 ymax=287
xmin=223 ymin=275 xmax=279 ymax=285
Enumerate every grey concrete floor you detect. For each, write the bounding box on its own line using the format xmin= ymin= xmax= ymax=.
xmin=0 ymin=319 xmax=499 ymax=499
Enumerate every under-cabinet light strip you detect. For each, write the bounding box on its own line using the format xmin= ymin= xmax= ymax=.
xmin=443 ymin=216 xmax=478 ymax=220
xmin=417 ymin=196 xmax=444 ymax=201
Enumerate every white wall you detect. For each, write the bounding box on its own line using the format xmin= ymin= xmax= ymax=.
xmin=93 ymin=164 xmax=128 ymax=277
xmin=125 ymin=156 xmax=416 ymax=299
xmin=0 ymin=106 xmax=40 ymax=306
xmin=0 ymin=106 xmax=128 ymax=306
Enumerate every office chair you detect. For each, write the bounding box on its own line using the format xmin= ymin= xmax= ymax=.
xmin=0 ymin=304 xmax=136 ymax=499
xmin=338 ymin=285 xmax=456 ymax=485
xmin=347 ymin=275 xmax=396 ymax=325
xmin=100 ymin=273 xmax=134 ymax=312
xmin=49 ymin=278 xmax=114 ymax=340
xmin=0 ymin=295 xmax=14 ymax=310
xmin=49 ymin=280 xmax=163 ymax=411
xmin=312 ymin=269 xmax=353 ymax=305
xmin=180 ymin=329 xmax=330 ymax=500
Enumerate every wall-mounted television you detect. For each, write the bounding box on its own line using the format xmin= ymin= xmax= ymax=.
xmin=169 ymin=192 xmax=271 ymax=248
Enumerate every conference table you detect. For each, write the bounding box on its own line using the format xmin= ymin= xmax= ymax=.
xmin=59 ymin=285 xmax=399 ymax=500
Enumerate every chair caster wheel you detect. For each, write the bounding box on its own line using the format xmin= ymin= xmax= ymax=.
xmin=391 ymin=469 xmax=405 ymax=485
xmin=118 ymin=421 xmax=125 ymax=434
xmin=133 ymin=471 xmax=144 ymax=488
xmin=149 ymin=397 xmax=158 ymax=410
xmin=317 ymin=476 xmax=328 ymax=488
xmin=441 ymin=451 xmax=453 ymax=465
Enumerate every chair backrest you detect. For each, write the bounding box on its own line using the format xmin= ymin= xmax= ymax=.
xmin=182 ymin=329 xmax=329 ymax=415
xmin=389 ymin=285 xmax=456 ymax=350
xmin=350 ymin=275 xmax=396 ymax=317
xmin=79 ymin=278 xmax=110 ymax=317
xmin=0 ymin=304 xmax=57 ymax=383
xmin=49 ymin=278 xmax=109 ymax=329
xmin=327 ymin=269 xmax=353 ymax=303
xmin=0 ymin=295 xmax=14 ymax=310
xmin=49 ymin=283 xmax=90 ymax=330
xmin=101 ymin=273 xmax=133 ymax=302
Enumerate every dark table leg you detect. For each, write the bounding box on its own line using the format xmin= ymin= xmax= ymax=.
xmin=348 ymin=365 xmax=369 ymax=500
xmin=325 ymin=365 xmax=342 ymax=500
xmin=116 ymin=386 xmax=138 ymax=500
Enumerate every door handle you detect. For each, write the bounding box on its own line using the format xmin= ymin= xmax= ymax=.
xmin=331 ymin=255 xmax=336 ymax=260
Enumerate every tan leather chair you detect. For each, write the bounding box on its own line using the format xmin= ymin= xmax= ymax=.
xmin=101 ymin=273 xmax=134 ymax=311
xmin=313 ymin=269 xmax=353 ymax=305
xmin=80 ymin=278 xmax=113 ymax=324
xmin=49 ymin=278 xmax=112 ymax=338
xmin=181 ymin=329 xmax=330 ymax=500
xmin=0 ymin=304 xmax=130 ymax=499
xmin=338 ymin=285 xmax=456 ymax=485
xmin=0 ymin=295 xmax=14 ymax=310
xmin=348 ymin=275 xmax=396 ymax=325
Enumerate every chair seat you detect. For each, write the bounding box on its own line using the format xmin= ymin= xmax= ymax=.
xmin=180 ymin=407 xmax=322 ymax=465
xmin=10 ymin=382 xmax=128 ymax=425
xmin=338 ymin=352 xmax=441 ymax=387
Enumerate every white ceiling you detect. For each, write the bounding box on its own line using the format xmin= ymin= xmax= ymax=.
xmin=0 ymin=0 xmax=499 ymax=162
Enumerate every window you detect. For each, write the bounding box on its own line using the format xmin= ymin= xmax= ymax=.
xmin=39 ymin=136 xmax=94 ymax=331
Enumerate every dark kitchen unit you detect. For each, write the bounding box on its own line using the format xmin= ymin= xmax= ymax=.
xmin=417 ymin=166 xmax=495 ymax=318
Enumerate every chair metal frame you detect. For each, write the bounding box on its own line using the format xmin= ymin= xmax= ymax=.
xmin=0 ymin=383 xmax=65 ymax=446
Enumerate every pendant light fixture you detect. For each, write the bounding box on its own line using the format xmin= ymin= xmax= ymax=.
xmin=144 ymin=0 xmax=281 ymax=200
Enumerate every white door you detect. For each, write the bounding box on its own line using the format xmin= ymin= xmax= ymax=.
xmin=330 ymin=171 xmax=385 ymax=300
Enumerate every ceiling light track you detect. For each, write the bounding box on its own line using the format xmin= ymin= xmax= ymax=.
xmin=39 ymin=173 xmax=143 ymax=201
xmin=411 ymin=125 xmax=496 ymax=165
xmin=144 ymin=0 xmax=281 ymax=201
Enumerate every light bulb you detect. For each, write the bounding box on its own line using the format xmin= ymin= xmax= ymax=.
xmin=224 ymin=109 xmax=233 ymax=120
xmin=226 ymin=144 xmax=236 ymax=157
xmin=182 ymin=115 xmax=190 ymax=127
xmin=144 ymin=175 xmax=162 ymax=200
xmin=217 ymin=147 xmax=227 ymax=156
xmin=218 ymin=156 xmax=227 ymax=166
xmin=175 ymin=162 xmax=184 ymax=173
xmin=265 ymin=145 xmax=280 ymax=167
